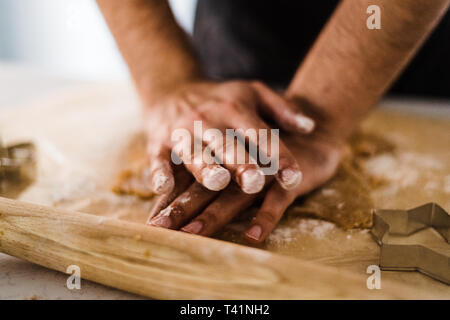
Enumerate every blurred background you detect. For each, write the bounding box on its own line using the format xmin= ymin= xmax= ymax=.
xmin=0 ymin=0 xmax=448 ymax=112
xmin=0 ymin=0 xmax=196 ymax=81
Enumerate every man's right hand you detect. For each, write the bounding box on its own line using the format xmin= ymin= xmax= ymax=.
xmin=97 ymin=1 xmax=316 ymax=197
xmin=143 ymin=80 xmax=315 ymax=196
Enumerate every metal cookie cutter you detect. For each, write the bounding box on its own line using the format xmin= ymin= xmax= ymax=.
xmin=371 ymin=203 xmax=449 ymax=284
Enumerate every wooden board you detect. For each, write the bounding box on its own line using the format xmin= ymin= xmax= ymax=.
xmin=1 ymin=82 xmax=449 ymax=298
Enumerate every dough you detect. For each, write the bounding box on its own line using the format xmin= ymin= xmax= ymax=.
xmin=112 ymin=131 xmax=394 ymax=230
xmin=112 ymin=133 xmax=154 ymax=198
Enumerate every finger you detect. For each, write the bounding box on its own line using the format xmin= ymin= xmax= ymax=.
xmin=181 ymin=183 xmax=257 ymax=236
xmin=204 ymin=129 xmax=265 ymax=194
xmin=235 ymin=164 xmax=266 ymax=194
xmin=172 ymin=136 xmax=231 ymax=192
xmin=251 ymin=81 xmax=315 ymax=134
xmin=231 ymin=115 xmax=303 ymax=191
xmin=146 ymin=166 xmax=192 ymax=222
xmin=146 ymin=143 xmax=175 ymax=195
xmin=148 ymin=182 xmax=218 ymax=229
xmin=244 ymin=183 xmax=297 ymax=244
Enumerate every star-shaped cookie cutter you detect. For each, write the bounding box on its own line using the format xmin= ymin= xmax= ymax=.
xmin=371 ymin=203 xmax=449 ymax=284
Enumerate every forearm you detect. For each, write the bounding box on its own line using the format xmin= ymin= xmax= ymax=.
xmin=97 ymin=0 xmax=203 ymax=104
xmin=287 ymin=0 xmax=449 ymax=138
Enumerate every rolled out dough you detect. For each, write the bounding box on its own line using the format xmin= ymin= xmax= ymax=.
xmin=112 ymin=131 xmax=395 ymax=230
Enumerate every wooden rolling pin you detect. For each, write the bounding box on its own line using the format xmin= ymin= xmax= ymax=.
xmin=0 ymin=197 xmax=431 ymax=299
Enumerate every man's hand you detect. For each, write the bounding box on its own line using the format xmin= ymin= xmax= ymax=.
xmin=97 ymin=0 xmax=315 ymax=195
xmin=144 ymin=80 xmax=315 ymax=195
xmin=147 ymin=113 xmax=343 ymax=243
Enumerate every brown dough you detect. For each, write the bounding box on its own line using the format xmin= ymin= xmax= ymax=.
xmin=286 ymin=133 xmax=394 ymax=229
xmin=112 ymin=131 xmax=395 ymax=230
xmin=112 ymin=133 xmax=154 ymax=198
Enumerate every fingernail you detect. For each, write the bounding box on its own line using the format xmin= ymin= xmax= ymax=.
xmin=201 ymin=166 xmax=231 ymax=191
xmin=149 ymin=215 xmax=172 ymax=228
xmin=152 ymin=169 xmax=174 ymax=194
xmin=240 ymin=168 xmax=265 ymax=194
xmin=182 ymin=221 xmax=203 ymax=234
xmin=246 ymin=224 xmax=262 ymax=241
xmin=279 ymin=168 xmax=302 ymax=190
xmin=294 ymin=115 xmax=315 ymax=133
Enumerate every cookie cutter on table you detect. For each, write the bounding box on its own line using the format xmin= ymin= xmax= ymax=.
xmin=371 ymin=203 xmax=449 ymax=285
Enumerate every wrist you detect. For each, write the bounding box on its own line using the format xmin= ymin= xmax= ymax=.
xmin=138 ymin=73 xmax=206 ymax=109
xmin=286 ymin=93 xmax=361 ymax=142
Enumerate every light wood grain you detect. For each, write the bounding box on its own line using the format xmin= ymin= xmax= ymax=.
xmin=0 ymin=197 xmax=436 ymax=299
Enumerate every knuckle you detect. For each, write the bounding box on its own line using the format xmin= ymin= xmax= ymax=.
xmin=228 ymin=80 xmax=245 ymax=87
xmin=168 ymin=204 xmax=186 ymax=221
xmin=201 ymin=210 xmax=220 ymax=227
xmin=251 ymin=80 xmax=264 ymax=88
xmin=228 ymin=81 xmax=254 ymax=95
xmin=223 ymin=101 xmax=241 ymax=112
xmin=189 ymin=109 xmax=205 ymax=121
xmin=225 ymin=100 xmax=238 ymax=109
xmin=258 ymin=210 xmax=278 ymax=225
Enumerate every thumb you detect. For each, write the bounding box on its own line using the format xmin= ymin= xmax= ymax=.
xmin=251 ymin=81 xmax=315 ymax=134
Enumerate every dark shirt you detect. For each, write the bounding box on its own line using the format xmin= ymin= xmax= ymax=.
xmin=192 ymin=0 xmax=450 ymax=98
